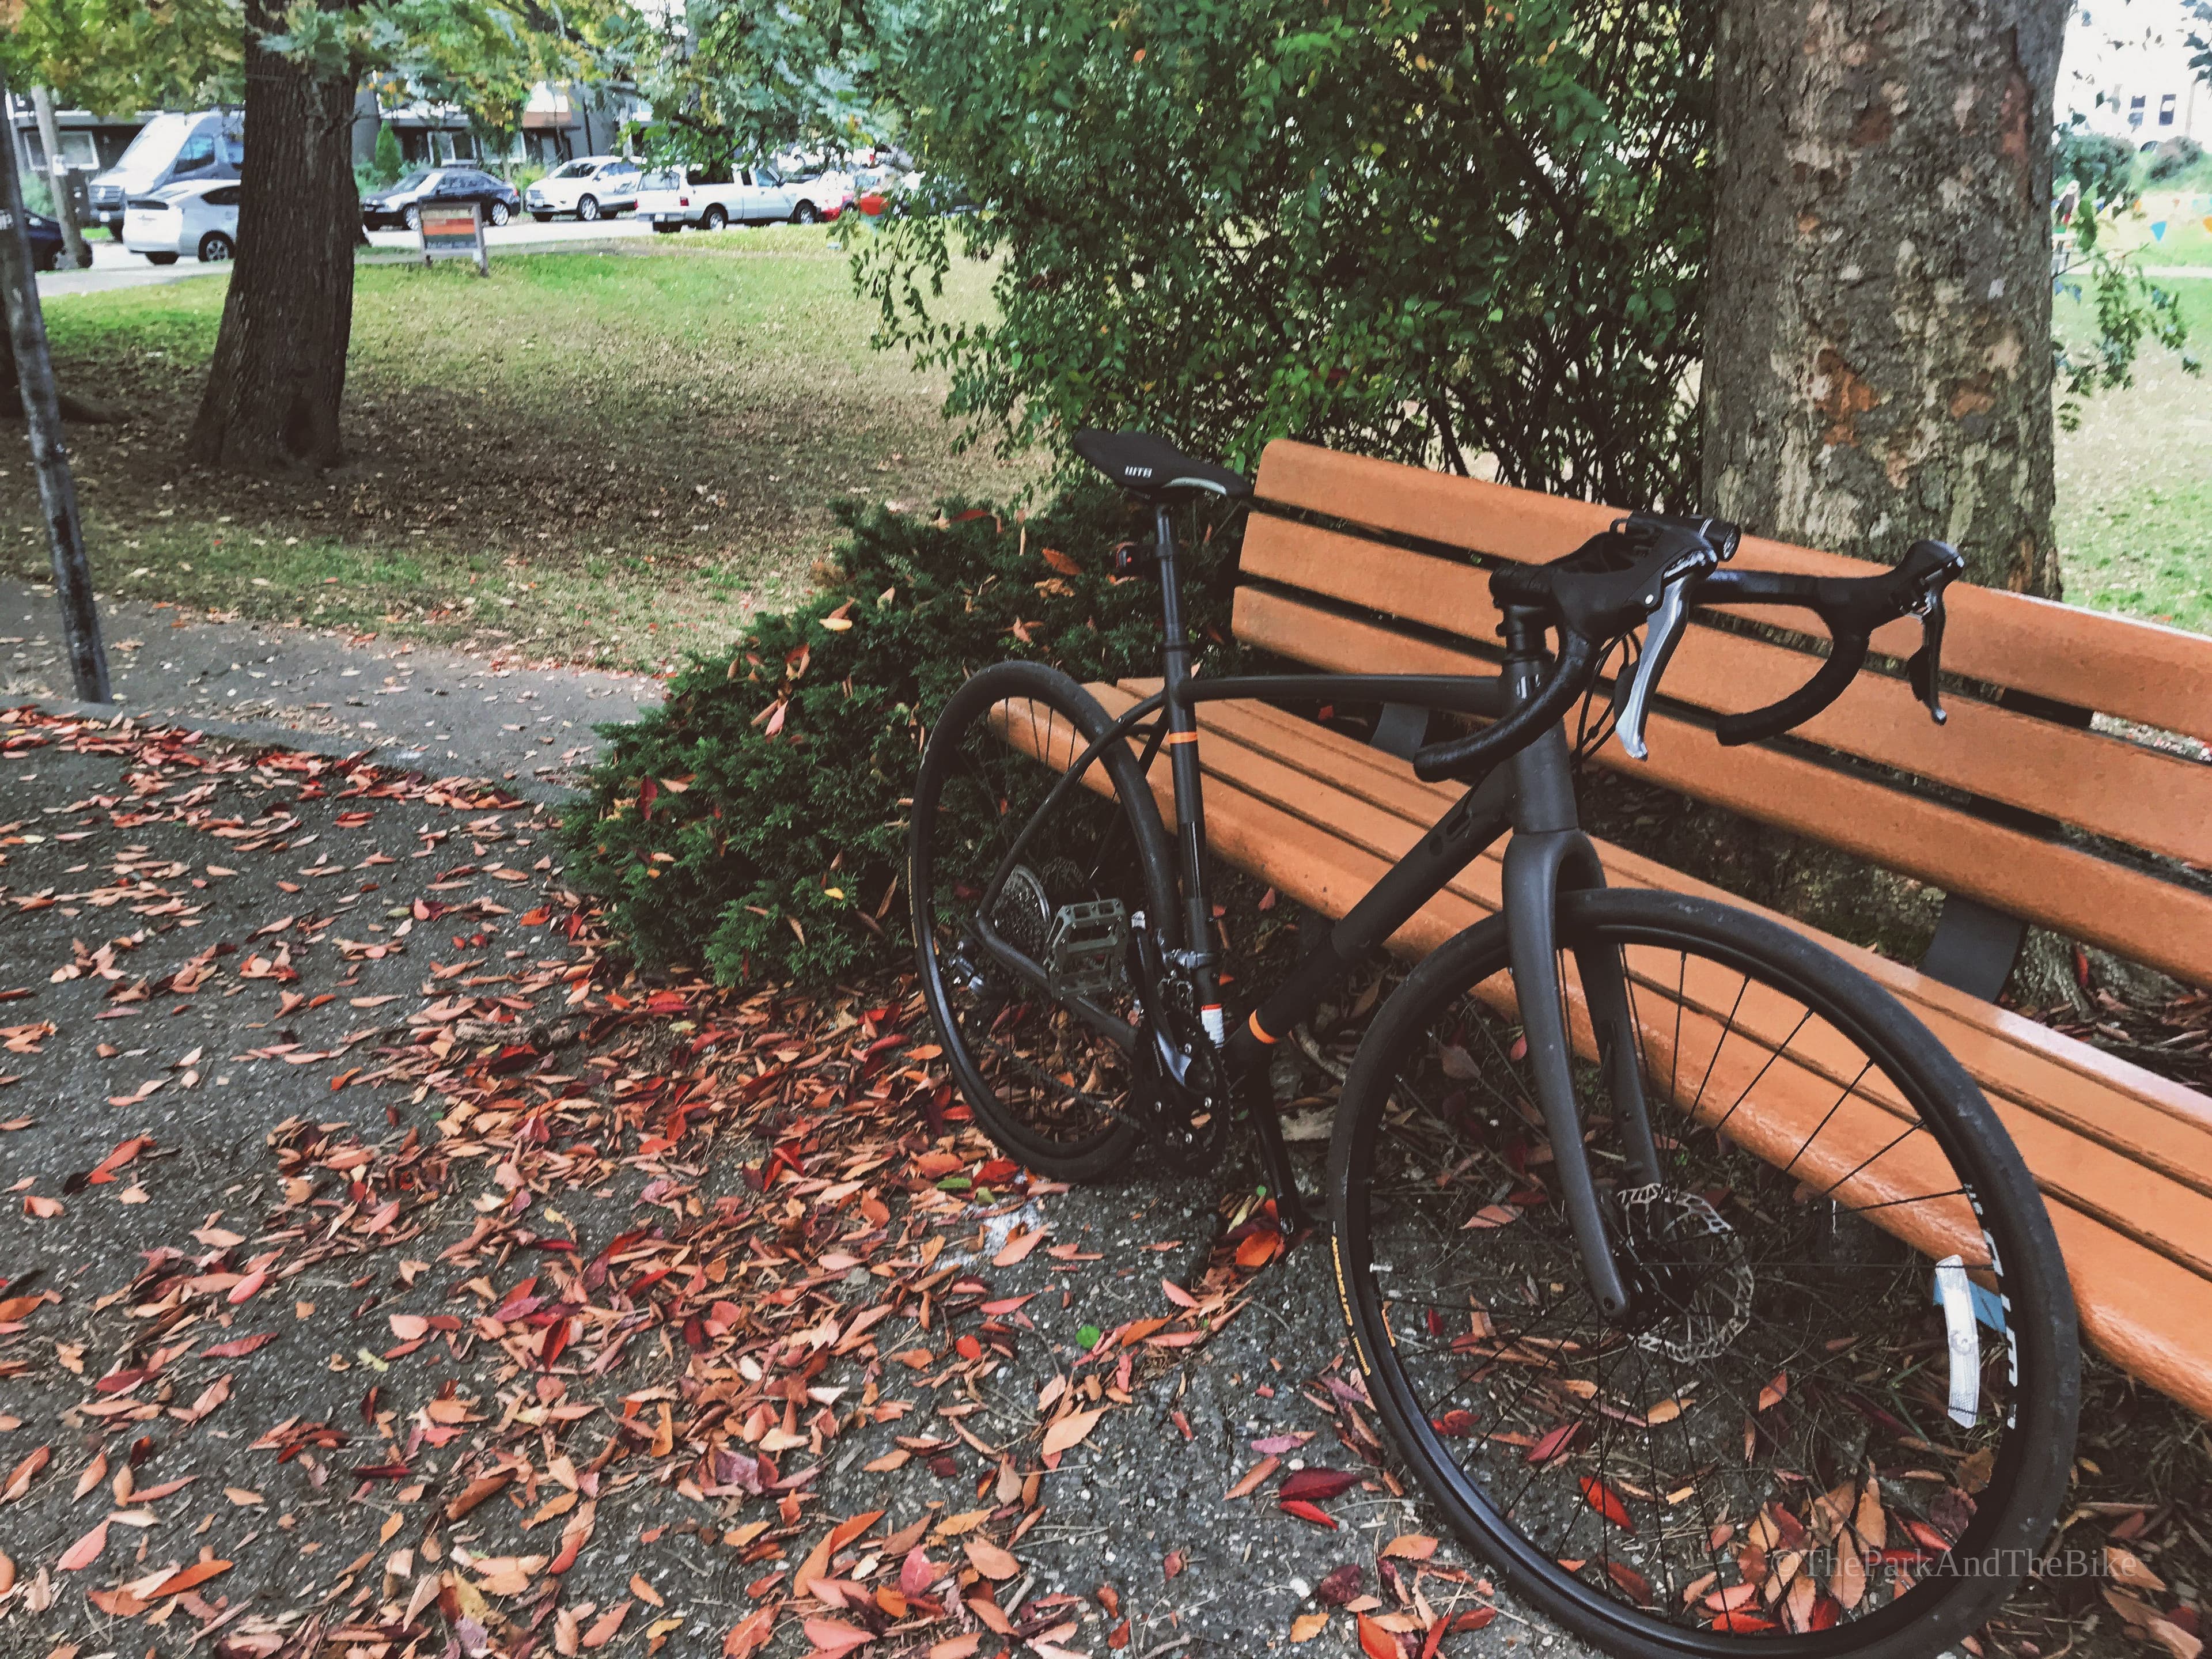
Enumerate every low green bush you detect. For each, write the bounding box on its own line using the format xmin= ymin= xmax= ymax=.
xmin=561 ymin=485 xmax=1244 ymax=984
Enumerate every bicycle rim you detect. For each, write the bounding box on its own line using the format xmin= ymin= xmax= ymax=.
xmin=910 ymin=663 xmax=1173 ymax=1178
xmin=1330 ymin=888 xmax=2076 ymax=1659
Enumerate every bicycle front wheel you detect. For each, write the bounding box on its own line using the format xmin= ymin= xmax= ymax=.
xmin=1328 ymin=887 xmax=2077 ymax=1659
xmin=910 ymin=661 xmax=1177 ymax=1181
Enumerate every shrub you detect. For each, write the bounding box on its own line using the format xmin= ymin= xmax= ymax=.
xmin=373 ymin=122 xmax=404 ymax=187
xmin=2147 ymin=135 xmax=2207 ymax=184
xmin=561 ymin=485 xmax=1244 ymax=985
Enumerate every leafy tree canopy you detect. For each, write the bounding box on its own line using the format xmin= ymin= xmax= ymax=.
xmin=3 ymin=0 xmax=245 ymax=110
xmin=620 ymin=0 xmax=911 ymax=174
xmin=854 ymin=0 xmax=1711 ymax=507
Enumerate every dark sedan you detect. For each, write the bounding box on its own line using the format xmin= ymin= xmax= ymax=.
xmin=22 ymin=211 xmax=66 ymax=271
xmin=361 ymin=167 xmax=521 ymax=231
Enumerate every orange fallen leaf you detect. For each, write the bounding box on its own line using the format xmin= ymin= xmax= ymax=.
xmin=1290 ymin=1611 xmax=1330 ymax=1642
xmin=631 ymin=1572 xmax=665 ymax=1608
xmin=389 ymin=1313 xmax=429 ymax=1341
xmin=1381 ymin=1534 xmax=1439 ymax=1560
xmin=1358 ymin=1613 xmax=1400 ymax=1659
xmin=964 ymin=1536 xmax=1019 ymax=1580
xmin=581 ymin=1599 xmax=632 ymax=1649
xmin=992 ymin=1228 xmax=1046 ymax=1267
xmin=927 ymin=1637 xmax=982 ymax=1659
xmin=1042 ymin=1407 xmax=1104 ymax=1458
xmin=722 ymin=1604 xmax=777 ymax=1658
xmin=1234 ymin=1230 xmax=1281 ymax=1268
xmin=23 ymin=1195 xmax=62 ymax=1219
xmin=1225 ymin=1455 xmax=1280 ymax=1500
xmin=149 ymin=1559 xmax=232 ymax=1597
xmin=1757 ymin=1372 xmax=1788 ymax=1412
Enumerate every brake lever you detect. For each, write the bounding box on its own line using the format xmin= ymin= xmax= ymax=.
xmin=1897 ymin=540 xmax=1965 ymax=726
xmin=1610 ymin=578 xmax=1692 ymax=760
xmin=1605 ymin=517 xmax=1735 ymax=760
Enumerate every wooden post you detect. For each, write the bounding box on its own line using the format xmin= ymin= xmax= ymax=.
xmin=0 ymin=74 xmax=109 ymax=703
xmin=28 ymin=86 xmax=89 ymax=270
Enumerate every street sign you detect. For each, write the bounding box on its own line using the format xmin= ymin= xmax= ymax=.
xmin=419 ymin=201 xmax=488 ymax=276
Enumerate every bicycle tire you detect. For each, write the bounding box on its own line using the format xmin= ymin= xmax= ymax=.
xmin=911 ymin=661 xmax=1177 ymax=1181
xmin=1328 ymin=888 xmax=2077 ymax=1659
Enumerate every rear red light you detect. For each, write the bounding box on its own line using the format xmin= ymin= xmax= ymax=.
xmin=678 ymin=195 xmax=689 ymax=206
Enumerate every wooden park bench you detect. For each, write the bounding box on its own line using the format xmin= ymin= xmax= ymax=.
xmin=1084 ymin=438 xmax=2212 ymax=1418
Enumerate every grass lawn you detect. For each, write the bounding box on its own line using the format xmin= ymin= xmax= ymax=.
xmin=1 ymin=230 xmax=1037 ymax=670
xmin=1 ymin=225 xmax=2203 ymax=665
xmin=2054 ymin=278 xmax=2212 ymax=634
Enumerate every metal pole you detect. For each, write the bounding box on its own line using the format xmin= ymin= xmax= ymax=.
xmin=27 ymin=86 xmax=88 ymax=269
xmin=0 ymin=73 xmax=109 ymax=703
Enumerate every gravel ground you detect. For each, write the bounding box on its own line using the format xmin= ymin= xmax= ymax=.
xmin=0 ymin=712 xmax=1586 ymax=1659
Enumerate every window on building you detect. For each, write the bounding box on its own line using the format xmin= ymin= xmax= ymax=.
xmin=2129 ymin=94 xmax=2146 ymax=128
xmin=2160 ymin=93 xmax=2177 ymax=127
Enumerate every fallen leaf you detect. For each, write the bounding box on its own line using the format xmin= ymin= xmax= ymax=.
xmin=58 ymin=1518 xmax=109 ymax=1571
xmin=1042 ymin=1408 xmax=1104 ymax=1457
xmin=1290 ymin=1611 xmax=1330 ymax=1643
xmin=1358 ymin=1613 xmax=1400 ymax=1659
xmin=1381 ymin=1535 xmax=1438 ymax=1561
xmin=992 ymin=1228 xmax=1045 ymax=1267
xmin=927 ymin=1638 xmax=982 ymax=1659
xmin=722 ymin=1604 xmax=777 ymax=1658
xmin=148 ymin=1559 xmax=232 ymax=1597
xmin=801 ymin=1618 xmax=874 ymax=1657
xmin=2107 ymin=1546 xmax=2167 ymax=1593
xmin=964 ymin=1536 xmax=1018 ymax=1580
xmin=1578 ymin=1475 xmax=1633 ymax=1531
xmin=581 ymin=1599 xmax=631 ymax=1649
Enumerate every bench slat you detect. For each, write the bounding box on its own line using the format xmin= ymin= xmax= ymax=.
xmin=1252 ymin=438 xmax=2212 ymax=747
xmin=1211 ymin=697 xmax=2212 ymax=1196
xmin=1233 ymin=586 xmax=2212 ymax=988
xmin=1242 ymin=515 xmax=2212 ymax=871
xmin=1046 ymin=681 xmax=2212 ymax=1416
xmin=1104 ymin=685 xmax=2212 ymax=1285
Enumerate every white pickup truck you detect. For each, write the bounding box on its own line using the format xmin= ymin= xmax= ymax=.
xmin=635 ymin=164 xmax=846 ymax=232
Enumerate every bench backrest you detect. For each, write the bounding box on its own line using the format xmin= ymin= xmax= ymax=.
xmin=1236 ymin=440 xmax=2212 ymax=990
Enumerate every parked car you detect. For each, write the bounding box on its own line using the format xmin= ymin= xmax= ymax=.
xmin=361 ymin=167 xmax=520 ymax=230
xmin=635 ymin=162 xmax=844 ymax=231
xmin=89 ymin=109 xmax=243 ymax=237
xmin=524 ymin=157 xmax=641 ymax=222
xmin=123 ymin=179 xmax=240 ymax=264
xmin=22 ymin=211 xmax=66 ymax=271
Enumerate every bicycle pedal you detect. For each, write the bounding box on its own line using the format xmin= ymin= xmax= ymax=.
xmin=1044 ymin=899 xmax=1129 ymax=998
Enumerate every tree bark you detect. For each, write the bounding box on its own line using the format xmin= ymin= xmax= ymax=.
xmin=1702 ymin=0 xmax=2068 ymax=595
xmin=186 ymin=0 xmax=359 ymax=471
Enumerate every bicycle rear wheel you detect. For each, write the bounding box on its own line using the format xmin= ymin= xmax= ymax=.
xmin=1328 ymin=888 xmax=2077 ymax=1659
xmin=910 ymin=661 xmax=1176 ymax=1180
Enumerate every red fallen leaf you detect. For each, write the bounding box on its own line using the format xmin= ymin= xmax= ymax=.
xmin=1357 ymin=1613 xmax=1402 ymax=1659
xmin=802 ymin=1618 xmax=874 ymax=1656
xmin=58 ymin=1518 xmax=109 ymax=1571
xmin=1906 ymin=1518 xmax=1955 ymax=1554
xmin=722 ymin=1603 xmax=778 ymax=1658
xmin=1316 ymin=1565 xmax=1363 ymax=1605
xmin=1163 ymin=1550 xmax=1187 ymax=1580
xmin=1527 ymin=1422 xmax=1582 ymax=1464
xmin=202 ymin=1333 xmax=276 ymax=1359
xmin=226 ymin=1267 xmax=267 ymax=1305
xmin=1281 ymin=1498 xmax=1339 ymax=1529
xmin=899 ymin=1546 xmax=939 ymax=1598
xmin=1234 ymin=1230 xmax=1282 ymax=1269
xmin=1452 ymin=1607 xmax=1499 ymax=1633
xmin=94 ymin=1367 xmax=148 ymax=1395
xmin=582 ymin=1600 xmax=633 ymax=1649
xmin=1578 ymin=1475 xmax=1634 ymax=1531
xmin=955 ymin=1334 xmax=982 ymax=1360
xmin=1606 ymin=1559 xmax=1652 ymax=1604
xmin=1279 ymin=1468 xmax=1359 ymax=1502
xmin=1711 ymin=1611 xmax=1779 ymax=1633
xmin=1431 ymin=1410 xmax=1478 ymax=1437
xmin=85 ymin=1135 xmax=154 ymax=1185
xmin=1161 ymin=1278 xmax=1199 ymax=1310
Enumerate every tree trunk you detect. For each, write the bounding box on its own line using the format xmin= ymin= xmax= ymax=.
xmin=187 ymin=0 xmax=359 ymax=471
xmin=1702 ymin=0 xmax=2068 ymax=596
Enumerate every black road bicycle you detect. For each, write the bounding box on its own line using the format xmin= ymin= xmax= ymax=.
xmin=908 ymin=430 xmax=2079 ymax=1659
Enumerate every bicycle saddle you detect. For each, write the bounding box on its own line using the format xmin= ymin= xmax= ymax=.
xmin=1072 ymin=429 xmax=1252 ymax=501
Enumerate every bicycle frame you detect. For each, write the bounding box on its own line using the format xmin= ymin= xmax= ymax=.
xmin=965 ymin=503 xmax=1664 ymax=1319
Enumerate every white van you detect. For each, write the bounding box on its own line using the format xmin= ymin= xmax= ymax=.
xmin=88 ymin=111 xmax=244 ymax=237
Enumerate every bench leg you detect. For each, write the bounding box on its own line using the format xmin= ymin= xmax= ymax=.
xmin=1919 ymin=892 xmax=2028 ymax=1002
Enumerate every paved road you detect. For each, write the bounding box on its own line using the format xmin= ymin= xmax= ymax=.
xmin=1 ymin=577 xmax=664 ymax=797
xmin=38 ymin=217 xmax=673 ymax=298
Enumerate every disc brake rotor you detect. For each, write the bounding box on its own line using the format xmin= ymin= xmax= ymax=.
xmin=1614 ymin=1183 xmax=1755 ymax=1364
